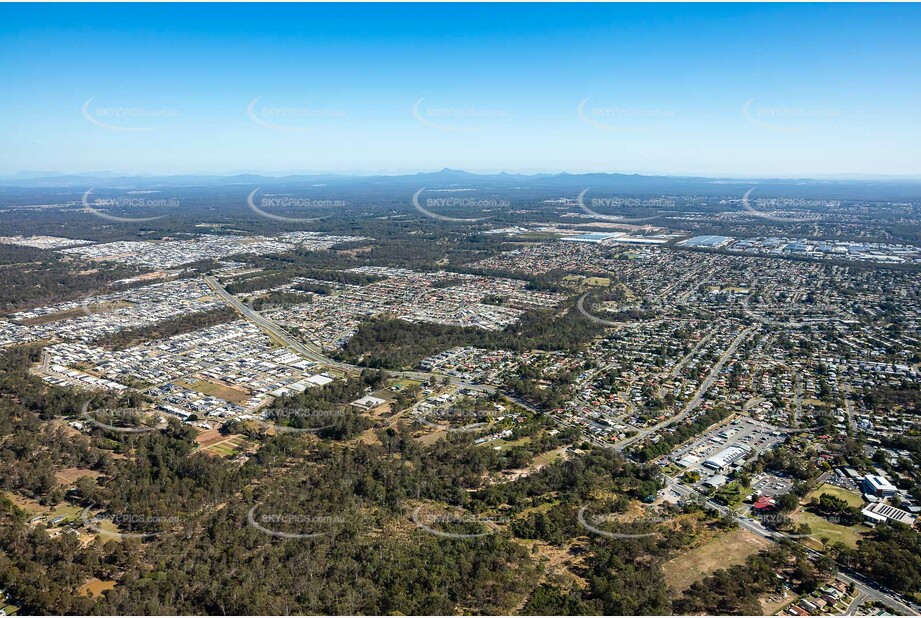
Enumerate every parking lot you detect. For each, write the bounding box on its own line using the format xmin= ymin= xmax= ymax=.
xmin=750 ymin=472 xmax=794 ymax=497
xmin=668 ymin=416 xmax=785 ymax=480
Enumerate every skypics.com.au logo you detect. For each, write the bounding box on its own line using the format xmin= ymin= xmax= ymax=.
xmin=81 ymin=189 xmax=173 ymax=223
xmin=247 ymin=97 xmax=346 ymax=132
xmin=576 ymin=188 xmax=672 ymax=223
xmin=247 ymin=505 xmax=349 ymax=539
xmin=413 ymin=406 xmax=489 ymax=433
xmin=81 ymin=98 xmax=179 ymax=132
xmin=412 ymin=188 xmax=508 ymax=223
xmin=81 ymin=401 xmax=165 ymax=434
xmin=247 ymin=188 xmax=340 ymax=223
xmin=742 ymin=98 xmax=839 ymax=133
xmin=411 ymin=506 xmax=509 ymax=539
xmin=261 ymin=408 xmax=349 ymax=434
xmin=738 ymin=188 xmax=820 ymax=224
xmin=576 ymin=505 xmax=663 ymax=540
xmin=577 ymin=98 xmax=674 ymax=132
xmin=412 ymin=98 xmax=510 ymax=132
xmin=80 ymin=506 xmax=184 ymax=540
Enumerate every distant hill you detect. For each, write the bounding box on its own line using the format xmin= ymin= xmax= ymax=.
xmin=2 ymin=169 xmax=921 ymax=200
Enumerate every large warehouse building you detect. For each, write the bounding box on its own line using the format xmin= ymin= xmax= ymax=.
xmin=703 ymin=444 xmax=750 ymax=471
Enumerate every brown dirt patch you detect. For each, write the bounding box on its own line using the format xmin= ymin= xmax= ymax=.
xmin=662 ymin=527 xmax=771 ymax=598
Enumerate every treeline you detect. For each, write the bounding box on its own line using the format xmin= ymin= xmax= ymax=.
xmin=831 ymin=523 xmax=921 ymax=598
xmin=258 ymin=370 xmax=385 ymax=439
xmin=0 ymin=245 xmax=142 ymax=313
xmin=809 ymin=493 xmax=862 ymax=526
xmin=630 ymin=407 xmax=734 ymax=462
xmin=674 ymin=543 xmax=826 ymax=614
xmin=249 ymin=291 xmax=312 ymax=311
xmin=224 ymin=268 xmax=382 ymax=295
xmin=338 ymin=306 xmax=603 ymax=370
xmin=752 ymin=447 xmax=821 ymax=481
xmin=93 ymin=306 xmax=239 ymax=350
xmin=863 ymin=382 xmax=921 ymax=415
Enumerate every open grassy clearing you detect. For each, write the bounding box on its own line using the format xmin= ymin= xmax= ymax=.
xmin=176 ymin=378 xmax=250 ymax=403
xmin=806 ymin=482 xmax=864 ymax=508
xmin=662 ymin=527 xmax=771 ymax=598
xmin=789 ymin=509 xmax=869 ymax=550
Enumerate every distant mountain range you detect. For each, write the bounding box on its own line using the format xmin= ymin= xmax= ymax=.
xmin=2 ymin=168 xmax=921 ymax=200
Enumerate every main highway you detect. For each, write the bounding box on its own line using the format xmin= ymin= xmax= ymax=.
xmin=207 ymin=274 xmax=918 ymax=614
xmin=204 ymin=275 xmax=518 ymax=401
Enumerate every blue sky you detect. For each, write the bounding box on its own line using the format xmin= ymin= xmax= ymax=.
xmin=1 ymin=3 xmax=919 ymax=177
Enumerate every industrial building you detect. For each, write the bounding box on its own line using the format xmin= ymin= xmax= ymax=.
xmin=703 ymin=444 xmax=750 ymax=470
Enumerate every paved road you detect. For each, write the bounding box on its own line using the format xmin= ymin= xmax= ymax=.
xmin=205 ymin=275 xmax=360 ymax=373
xmin=664 ymin=477 xmax=920 ymax=616
xmin=205 ymin=276 xmax=517 ymax=400
xmin=614 ymin=326 xmax=754 ymax=452
xmin=209 ymin=275 xmax=918 ymax=613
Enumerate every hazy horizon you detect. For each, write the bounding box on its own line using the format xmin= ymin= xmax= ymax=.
xmin=2 ymin=3 xmax=920 ymax=178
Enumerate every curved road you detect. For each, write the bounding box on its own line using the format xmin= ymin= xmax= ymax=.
xmin=208 ymin=275 xmax=918 ymax=614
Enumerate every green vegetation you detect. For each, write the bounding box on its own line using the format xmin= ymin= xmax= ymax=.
xmin=93 ymin=306 xmax=238 ymax=350
xmin=0 ymin=245 xmax=148 ymax=314
xmin=631 ymin=408 xmax=734 ymax=462
xmin=831 ymin=523 xmax=921 ymax=596
xmin=338 ymin=306 xmax=603 ymax=370
xmin=674 ymin=544 xmax=828 ymax=614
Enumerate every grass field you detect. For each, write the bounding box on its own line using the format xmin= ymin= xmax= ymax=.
xmin=533 ymin=447 xmax=567 ymax=467
xmin=789 ymin=509 xmax=869 ymax=550
xmin=54 ymin=467 xmax=101 ymax=486
xmin=493 ymin=436 xmax=530 ymax=451
xmin=782 ymin=485 xmax=868 ymax=550
xmin=5 ymin=492 xmax=82 ymax=523
xmin=662 ymin=527 xmax=772 ymax=598
xmin=806 ymin=483 xmax=865 ymax=507
xmin=176 ymin=378 xmax=250 ymax=403
xmin=391 ymin=378 xmax=421 ymax=391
